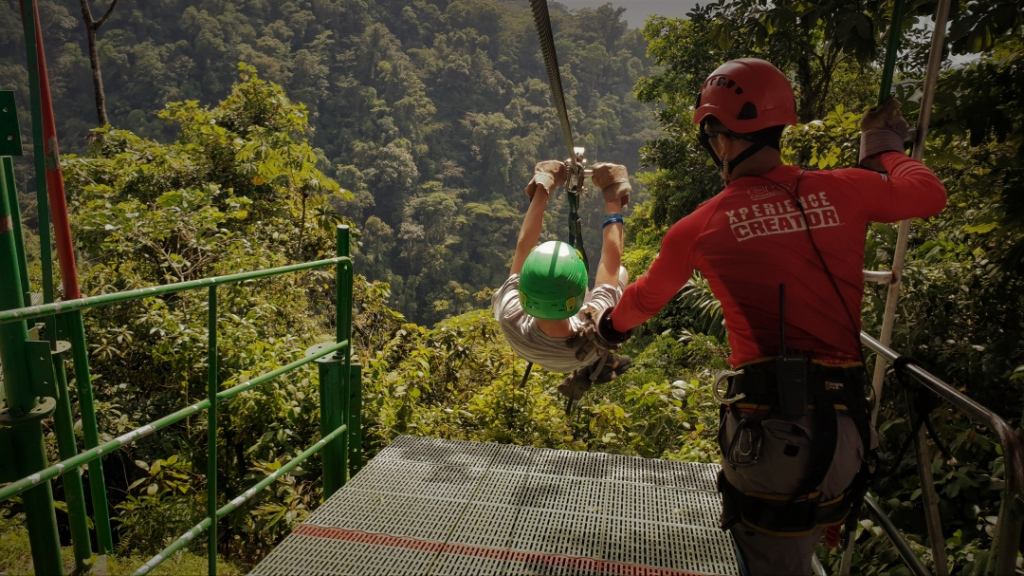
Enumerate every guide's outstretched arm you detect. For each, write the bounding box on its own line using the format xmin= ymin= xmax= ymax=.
xmin=511 ymin=161 xmax=566 ymax=275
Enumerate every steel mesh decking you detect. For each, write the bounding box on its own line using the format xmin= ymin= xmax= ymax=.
xmin=251 ymin=435 xmax=739 ymax=576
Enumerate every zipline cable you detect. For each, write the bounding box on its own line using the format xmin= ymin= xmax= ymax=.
xmin=528 ymin=0 xmax=589 ymax=272
xmin=529 ymin=0 xmax=575 ymax=162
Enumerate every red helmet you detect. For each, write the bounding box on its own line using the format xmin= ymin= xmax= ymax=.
xmin=692 ymin=58 xmax=797 ymax=133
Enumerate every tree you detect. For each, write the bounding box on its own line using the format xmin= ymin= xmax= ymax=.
xmin=77 ymin=0 xmax=119 ymax=126
xmin=59 ymin=65 xmax=352 ymax=560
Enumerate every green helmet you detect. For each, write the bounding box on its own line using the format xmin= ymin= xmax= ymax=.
xmin=519 ymin=241 xmax=588 ymax=320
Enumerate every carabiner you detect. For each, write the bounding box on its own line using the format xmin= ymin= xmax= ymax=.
xmin=564 ymin=147 xmax=587 ymax=191
xmin=713 ymin=369 xmax=746 ymax=405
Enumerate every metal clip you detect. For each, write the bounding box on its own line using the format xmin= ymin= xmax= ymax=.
xmin=712 ymin=369 xmax=746 ymax=405
xmin=565 ymin=147 xmax=587 ymax=190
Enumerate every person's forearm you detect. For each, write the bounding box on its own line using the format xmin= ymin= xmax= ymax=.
xmin=595 ymin=199 xmax=623 ymax=286
xmin=510 ymin=193 xmax=549 ymax=274
xmin=878 ymin=152 xmax=947 ymax=217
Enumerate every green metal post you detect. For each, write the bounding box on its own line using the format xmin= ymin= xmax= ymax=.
xmin=317 ymin=358 xmax=344 ymax=497
xmin=316 ymin=224 xmax=354 ymax=497
xmin=52 ymin=348 xmax=96 ymax=572
xmin=348 ymin=363 xmax=363 ymax=477
xmin=878 ymin=0 xmax=906 ymax=102
xmin=337 ymin=225 xmax=352 ymax=483
xmin=67 ymin=310 xmax=115 ymax=552
xmin=0 ymin=149 xmax=64 ymax=576
xmin=207 ymin=286 xmax=218 ymax=576
xmin=336 ymin=225 xmax=351 ymax=348
xmin=18 ymin=0 xmax=54 ymax=308
xmin=2 ymin=157 xmax=30 ymax=307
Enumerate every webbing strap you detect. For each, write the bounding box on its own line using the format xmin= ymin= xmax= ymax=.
xmin=799 ymin=395 xmax=838 ymax=495
xmin=566 ymin=187 xmax=589 ymax=270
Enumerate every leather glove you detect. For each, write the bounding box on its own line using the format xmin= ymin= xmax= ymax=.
xmin=556 ymin=354 xmax=633 ymax=401
xmin=557 ymin=370 xmax=592 ymax=401
xmin=590 ymin=163 xmax=631 ymax=206
xmin=525 ymin=160 xmax=567 ymax=199
xmin=565 ymin=307 xmax=632 ymax=363
xmin=859 ymin=97 xmax=911 ymax=171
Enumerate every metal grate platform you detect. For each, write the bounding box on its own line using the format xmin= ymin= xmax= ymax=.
xmin=251 ymin=436 xmax=740 ymax=576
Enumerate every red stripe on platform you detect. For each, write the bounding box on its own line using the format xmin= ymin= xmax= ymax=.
xmin=293 ymin=524 xmax=722 ymax=576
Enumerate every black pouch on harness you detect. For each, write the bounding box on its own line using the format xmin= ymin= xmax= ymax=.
xmin=776 ymin=356 xmax=809 ymax=418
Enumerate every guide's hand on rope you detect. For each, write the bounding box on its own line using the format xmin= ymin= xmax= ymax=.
xmin=525 ymin=160 xmax=567 ymax=199
xmin=859 ymin=97 xmax=911 ymax=171
xmin=590 ymin=163 xmax=631 ymax=206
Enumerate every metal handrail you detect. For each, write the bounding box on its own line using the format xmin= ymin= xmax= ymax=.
xmin=133 ymin=422 xmax=349 ymax=576
xmin=0 ymin=339 xmax=348 ymax=503
xmin=862 ymin=495 xmax=932 ymax=576
xmin=0 ymin=255 xmax=350 ymax=326
xmin=859 ymin=331 xmax=1024 ymax=575
xmin=1 ymin=226 xmax=359 ymax=576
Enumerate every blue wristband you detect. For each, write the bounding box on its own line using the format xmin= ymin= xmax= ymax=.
xmin=602 ymin=216 xmax=624 ymax=229
xmin=604 ymin=213 xmax=624 ymax=221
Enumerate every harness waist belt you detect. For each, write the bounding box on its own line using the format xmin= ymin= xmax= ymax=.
xmin=730 ymin=361 xmax=865 ymax=406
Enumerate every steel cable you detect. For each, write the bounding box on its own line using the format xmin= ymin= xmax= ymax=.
xmin=529 ymin=0 xmax=575 ymax=162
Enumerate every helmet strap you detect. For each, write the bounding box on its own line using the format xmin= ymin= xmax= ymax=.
xmin=698 ymin=122 xmax=723 ymax=168
xmin=724 ymin=141 xmax=766 ymax=182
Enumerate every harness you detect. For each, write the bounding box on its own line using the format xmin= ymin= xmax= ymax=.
xmin=716 ymin=358 xmax=878 ymax=537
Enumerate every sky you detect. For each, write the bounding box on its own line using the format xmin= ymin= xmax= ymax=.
xmin=554 ymin=0 xmax=701 ymax=28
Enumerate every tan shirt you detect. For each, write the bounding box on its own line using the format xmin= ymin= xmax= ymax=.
xmin=492 ymin=274 xmax=622 ymax=373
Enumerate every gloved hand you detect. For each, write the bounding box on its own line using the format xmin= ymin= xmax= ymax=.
xmin=557 ymin=370 xmax=592 ymax=401
xmin=525 ymin=160 xmax=567 ymax=199
xmin=859 ymin=97 xmax=911 ymax=171
xmin=556 ymin=354 xmax=632 ymax=401
xmin=594 ymin=306 xmax=633 ymax=349
xmin=566 ymin=307 xmax=633 ymax=363
xmin=590 ymin=163 xmax=631 ymax=206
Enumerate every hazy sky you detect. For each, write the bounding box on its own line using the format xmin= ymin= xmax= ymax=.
xmin=554 ymin=0 xmax=701 ymax=28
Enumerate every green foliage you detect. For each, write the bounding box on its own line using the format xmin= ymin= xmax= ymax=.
xmin=360 ymin=311 xmax=727 ymax=464
xmin=0 ymin=512 xmax=244 ymax=575
xmin=114 ymin=455 xmax=200 ymax=553
xmin=42 ymin=68 xmax=350 ymax=565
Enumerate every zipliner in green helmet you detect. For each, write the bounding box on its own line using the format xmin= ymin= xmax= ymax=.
xmin=518 ymin=240 xmax=588 ymax=320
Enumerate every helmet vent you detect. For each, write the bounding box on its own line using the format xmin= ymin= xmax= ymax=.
xmin=735 ymin=87 xmax=744 ymax=95
xmin=738 ymin=102 xmax=758 ymax=120
xmin=726 ymin=80 xmax=736 ymax=89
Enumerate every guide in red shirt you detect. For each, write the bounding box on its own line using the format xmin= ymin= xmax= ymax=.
xmin=593 ymin=59 xmax=946 ymax=575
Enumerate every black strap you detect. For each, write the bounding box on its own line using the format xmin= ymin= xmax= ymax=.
xmin=718 ymin=472 xmax=855 ymax=534
xmin=799 ymin=394 xmax=838 ymax=495
xmin=727 ymin=141 xmax=765 ymax=172
xmin=892 ymin=356 xmax=955 ymax=466
xmin=520 ymin=362 xmax=533 ymax=388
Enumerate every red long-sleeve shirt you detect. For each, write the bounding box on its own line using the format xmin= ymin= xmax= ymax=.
xmin=611 ymin=152 xmax=946 ymax=366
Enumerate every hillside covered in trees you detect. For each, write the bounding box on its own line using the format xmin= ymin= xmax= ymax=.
xmin=0 ymin=0 xmax=659 ymax=325
xmin=0 ymin=0 xmax=1022 ymax=574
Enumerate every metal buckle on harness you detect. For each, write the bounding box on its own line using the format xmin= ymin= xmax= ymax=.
xmin=713 ymin=369 xmax=746 ymax=405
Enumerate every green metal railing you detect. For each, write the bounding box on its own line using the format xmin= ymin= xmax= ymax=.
xmin=0 ymin=214 xmax=362 ymax=574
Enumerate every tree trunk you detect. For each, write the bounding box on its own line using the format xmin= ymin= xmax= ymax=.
xmin=85 ymin=25 xmax=107 ymax=126
xmin=78 ymin=0 xmax=119 ymax=128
